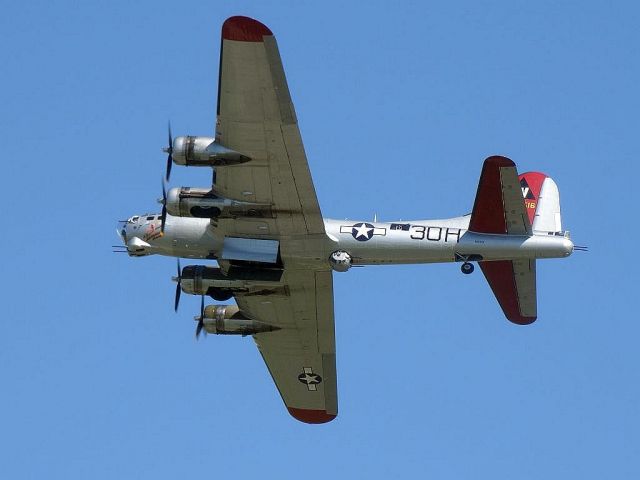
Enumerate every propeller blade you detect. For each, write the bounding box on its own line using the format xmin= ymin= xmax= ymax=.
xmin=165 ymin=122 xmax=173 ymax=181
xmin=160 ymin=205 xmax=167 ymax=233
xmin=174 ymin=259 xmax=182 ymax=312
xmin=160 ymin=179 xmax=168 ymax=233
xmin=195 ymin=295 xmax=206 ymax=340
xmin=195 ymin=320 xmax=204 ymax=340
xmin=174 ymin=283 xmax=181 ymax=312
xmin=166 ymin=153 xmax=172 ymax=182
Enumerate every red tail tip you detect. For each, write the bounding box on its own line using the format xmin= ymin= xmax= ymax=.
xmin=222 ymin=16 xmax=273 ymax=42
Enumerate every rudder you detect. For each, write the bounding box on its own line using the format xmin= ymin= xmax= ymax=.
xmin=519 ymin=172 xmax=562 ymax=234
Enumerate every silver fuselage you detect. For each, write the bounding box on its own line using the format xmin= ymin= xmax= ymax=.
xmin=118 ymin=214 xmax=573 ymax=266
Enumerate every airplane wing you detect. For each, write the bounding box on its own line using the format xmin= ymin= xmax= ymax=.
xmin=236 ymin=270 xmax=338 ymax=424
xmin=212 ymin=17 xmax=337 ymax=422
xmin=213 ymin=16 xmax=324 ymax=236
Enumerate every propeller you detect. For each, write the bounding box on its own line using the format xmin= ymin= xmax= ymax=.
xmin=164 ymin=122 xmax=174 ymax=181
xmin=173 ymin=258 xmax=182 ymax=312
xmin=195 ymin=295 xmax=206 ymax=340
xmin=159 ymin=178 xmax=168 ymax=233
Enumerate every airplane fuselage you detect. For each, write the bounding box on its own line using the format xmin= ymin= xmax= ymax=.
xmin=119 ymin=214 xmax=573 ymax=267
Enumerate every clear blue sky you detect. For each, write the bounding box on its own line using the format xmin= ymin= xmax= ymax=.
xmin=1 ymin=1 xmax=638 ymax=478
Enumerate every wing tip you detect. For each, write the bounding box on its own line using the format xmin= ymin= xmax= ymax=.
xmin=222 ymin=16 xmax=273 ymax=42
xmin=507 ymin=315 xmax=537 ymax=326
xmin=288 ymin=407 xmax=337 ymax=424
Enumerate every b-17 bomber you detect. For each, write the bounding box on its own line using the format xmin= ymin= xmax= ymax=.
xmin=117 ymin=16 xmax=582 ymax=424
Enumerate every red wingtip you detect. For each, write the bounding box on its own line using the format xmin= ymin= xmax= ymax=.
xmin=222 ymin=16 xmax=272 ymax=42
xmin=287 ymin=407 xmax=337 ymax=424
xmin=508 ymin=315 xmax=537 ymax=326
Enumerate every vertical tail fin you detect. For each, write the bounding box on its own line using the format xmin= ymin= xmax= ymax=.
xmin=519 ymin=172 xmax=563 ymax=234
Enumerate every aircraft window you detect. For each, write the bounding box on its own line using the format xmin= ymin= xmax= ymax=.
xmin=128 ymin=216 xmax=139 ymax=223
xmin=146 ymin=216 xmax=155 ymax=221
xmin=390 ymin=223 xmax=411 ymax=231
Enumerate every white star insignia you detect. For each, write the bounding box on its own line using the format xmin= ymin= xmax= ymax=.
xmin=354 ymin=223 xmax=373 ymax=239
xmin=303 ymin=373 xmax=320 ymax=384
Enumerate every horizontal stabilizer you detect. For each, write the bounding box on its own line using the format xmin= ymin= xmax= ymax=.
xmin=469 ymin=156 xmax=532 ymax=235
xmin=480 ymin=259 xmax=537 ymax=325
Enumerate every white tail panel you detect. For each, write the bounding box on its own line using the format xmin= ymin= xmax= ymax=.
xmin=519 ymin=172 xmax=563 ymax=234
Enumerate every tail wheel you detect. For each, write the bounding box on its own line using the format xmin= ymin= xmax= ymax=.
xmin=461 ymin=262 xmax=474 ymax=275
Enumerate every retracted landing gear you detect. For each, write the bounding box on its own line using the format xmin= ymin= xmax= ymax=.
xmin=461 ymin=262 xmax=474 ymax=275
xmin=208 ymin=288 xmax=234 ymax=301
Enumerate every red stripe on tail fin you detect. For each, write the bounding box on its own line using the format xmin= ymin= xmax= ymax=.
xmin=518 ymin=172 xmax=547 ymax=225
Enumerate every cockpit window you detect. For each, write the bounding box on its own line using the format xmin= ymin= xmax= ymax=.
xmin=128 ymin=216 xmax=140 ymax=223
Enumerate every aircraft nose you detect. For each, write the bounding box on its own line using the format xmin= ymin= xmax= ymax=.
xmin=116 ymin=221 xmax=127 ymax=243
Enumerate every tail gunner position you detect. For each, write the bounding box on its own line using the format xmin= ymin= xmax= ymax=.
xmin=117 ymin=16 xmax=582 ymax=424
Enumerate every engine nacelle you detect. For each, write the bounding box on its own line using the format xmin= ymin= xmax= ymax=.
xmin=179 ymin=265 xmax=283 ymax=296
xmin=166 ymin=187 xmax=271 ymax=219
xmin=172 ymin=136 xmax=251 ymax=167
xmin=180 ymin=266 xmax=245 ymax=296
xmin=202 ymin=305 xmax=279 ymax=335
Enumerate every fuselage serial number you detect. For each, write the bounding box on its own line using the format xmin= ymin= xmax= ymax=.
xmin=409 ymin=226 xmax=461 ymax=243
